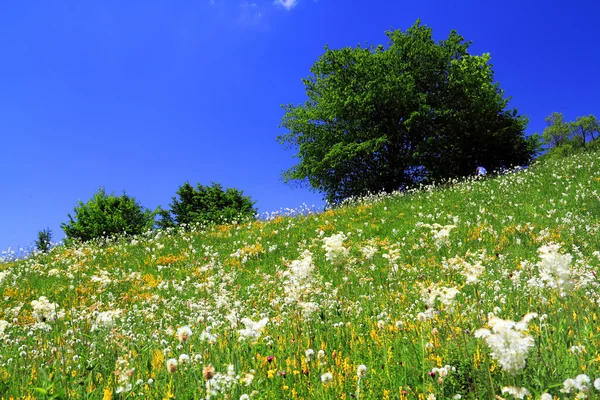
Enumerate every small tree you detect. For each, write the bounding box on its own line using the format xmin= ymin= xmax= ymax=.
xmin=542 ymin=112 xmax=571 ymax=148
xmin=35 ymin=228 xmax=53 ymax=253
xmin=158 ymin=182 xmax=257 ymax=229
xmin=61 ymin=188 xmax=155 ymax=242
xmin=570 ymin=114 xmax=599 ymax=148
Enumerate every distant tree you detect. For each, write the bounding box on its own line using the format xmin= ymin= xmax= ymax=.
xmin=278 ymin=20 xmax=537 ymax=203
xmin=157 ymin=182 xmax=257 ymax=229
xmin=35 ymin=228 xmax=53 ymax=253
xmin=542 ymin=112 xmax=571 ymax=148
xmin=61 ymin=188 xmax=155 ymax=242
xmin=570 ymin=114 xmax=599 ymax=148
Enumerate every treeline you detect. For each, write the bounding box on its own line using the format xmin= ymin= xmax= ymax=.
xmin=538 ymin=113 xmax=600 ymax=160
xmin=35 ymin=183 xmax=256 ymax=252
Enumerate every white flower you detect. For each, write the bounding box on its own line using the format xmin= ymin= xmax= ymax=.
xmin=594 ymin=378 xmax=600 ymax=391
xmin=361 ymin=245 xmax=377 ymax=260
xmin=536 ymin=243 xmax=574 ymax=296
xmin=305 ymin=348 xmax=315 ymax=362
xmin=501 ymin=386 xmax=531 ymax=399
xmin=166 ymin=358 xmax=178 ymax=373
xmin=177 ymin=326 xmax=192 ymax=342
xmin=237 ymin=317 xmax=269 ymax=342
xmin=421 ymin=284 xmax=460 ymax=312
xmin=357 ymin=364 xmax=367 ymax=378
xmin=31 ymin=296 xmax=64 ymax=322
xmin=0 ymin=320 xmax=9 ymax=334
xmin=93 ymin=309 xmax=122 ymax=330
xmin=474 ymin=313 xmax=536 ymax=374
xmin=540 ymin=394 xmax=553 ymax=400
xmin=178 ymin=354 xmax=190 ymax=364
xmin=322 ymin=233 xmax=349 ymax=265
xmin=320 ymin=372 xmax=333 ymax=383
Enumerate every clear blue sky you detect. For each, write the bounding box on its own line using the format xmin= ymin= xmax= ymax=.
xmin=1 ymin=0 xmax=598 ymax=254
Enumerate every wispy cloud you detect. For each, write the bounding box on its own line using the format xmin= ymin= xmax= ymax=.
xmin=236 ymin=1 xmax=268 ymax=30
xmin=273 ymin=0 xmax=298 ymax=11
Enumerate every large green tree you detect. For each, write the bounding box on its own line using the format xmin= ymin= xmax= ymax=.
xmin=278 ymin=20 xmax=537 ymax=203
xmin=62 ymin=188 xmax=155 ymax=242
xmin=157 ymin=182 xmax=257 ymax=228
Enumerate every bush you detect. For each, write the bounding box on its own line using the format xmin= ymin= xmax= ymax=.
xmin=61 ymin=188 xmax=155 ymax=242
xmin=34 ymin=228 xmax=53 ymax=253
xmin=158 ymin=182 xmax=257 ymax=229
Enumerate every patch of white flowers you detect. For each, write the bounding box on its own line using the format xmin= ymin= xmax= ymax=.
xmin=474 ymin=312 xmax=537 ymax=375
xmin=322 ymin=233 xmax=349 ymax=265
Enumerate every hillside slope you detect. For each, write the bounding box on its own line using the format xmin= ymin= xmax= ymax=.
xmin=0 ymin=152 xmax=599 ymax=399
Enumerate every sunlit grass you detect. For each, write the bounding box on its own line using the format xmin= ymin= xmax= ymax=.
xmin=1 ymin=152 xmax=600 ymax=399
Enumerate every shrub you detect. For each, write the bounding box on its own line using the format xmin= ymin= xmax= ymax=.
xmin=61 ymin=188 xmax=155 ymax=242
xmin=158 ymin=182 xmax=257 ymax=229
xmin=34 ymin=228 xmax=53 ymax=253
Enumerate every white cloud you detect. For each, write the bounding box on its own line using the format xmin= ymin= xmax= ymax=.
xmin=273 ymin=0 xmax=298 ymax=11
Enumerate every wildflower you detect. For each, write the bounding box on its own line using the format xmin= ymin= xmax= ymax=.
xmin=93 ymin=309 xmax=122 ymax=330
xmin=177 ymin=326 xmax=192 ymax=342
xmin=357 ymin=364 xmax=367 ymax=378
xmin=240 ymin=395 xmax=250 ymax=400
xmin=237 ymin=317 xmax=269 ymax=342
xmin=114 ymin=356 xmax=134 ymax=394
xmin=595 ymin=378 xmax=600 ymax=391
xmin=31 ymin=296 xmax=64 ymax=322
xmin=305 ymin=348 xmax=315 ymax=362
xmin=322 ymin=233 xmax=349 ymax=265
xmin=203 ymin=365 xmax=215 ymax=380
xmin=474 ymin=313 xmax=537 ymax=374
xmin=540 ymin=394 xmax=552 ymax=400
xmin=501 ymin=386 xmax=531 ymax=399
xmin=320 ymin=372 xmax=333 ymax=384
xmin=536 ymin=243 xmax=574 ymax=296
xmin=178 ymin=354 xmax=190 ymax=364
xmin=421 ymin=284 xmax=460 ymax=312
xmin=0 ymin=320 xmax=9 ymax=334
xmin=166 ymin=358 xmax=178 ymax=373
xmin=431 ymin=365 xmax=455 ymax=380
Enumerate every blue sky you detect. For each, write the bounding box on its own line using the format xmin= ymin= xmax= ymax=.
xmin=1 ymin=0 xmax=598 ymax=254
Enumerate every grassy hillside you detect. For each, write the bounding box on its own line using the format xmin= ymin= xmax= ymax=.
xmin=1 ymin=152 xmax=599 ymax=399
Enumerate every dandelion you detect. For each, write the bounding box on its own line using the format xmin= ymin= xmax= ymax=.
xmin=321 ymin=372 xmax=333 ymax=384
xmin=357 ymin=364 xmax=367 ymax=378
xmin=177 ymin=325 xmax=192 ymax=342
xmin=474 ymin=313 xmax=537 ymax=374
xmin=166 ymin=358 xmax=178 ymax=373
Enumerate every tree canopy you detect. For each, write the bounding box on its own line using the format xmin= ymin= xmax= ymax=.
xmin=278 ymin=20 xmax=538 ymax=203
xmin=157 ymin=182 xmax=257 ymax=229
xmin=61 ymin=188 xmax=155 ymax=242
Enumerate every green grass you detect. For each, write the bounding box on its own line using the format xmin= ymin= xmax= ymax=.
xmin=1 ymin=152 xmax=600 ymax=399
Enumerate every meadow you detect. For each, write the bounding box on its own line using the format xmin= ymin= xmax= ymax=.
xmin=1 ymin=151 xmax=600 ymax=399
